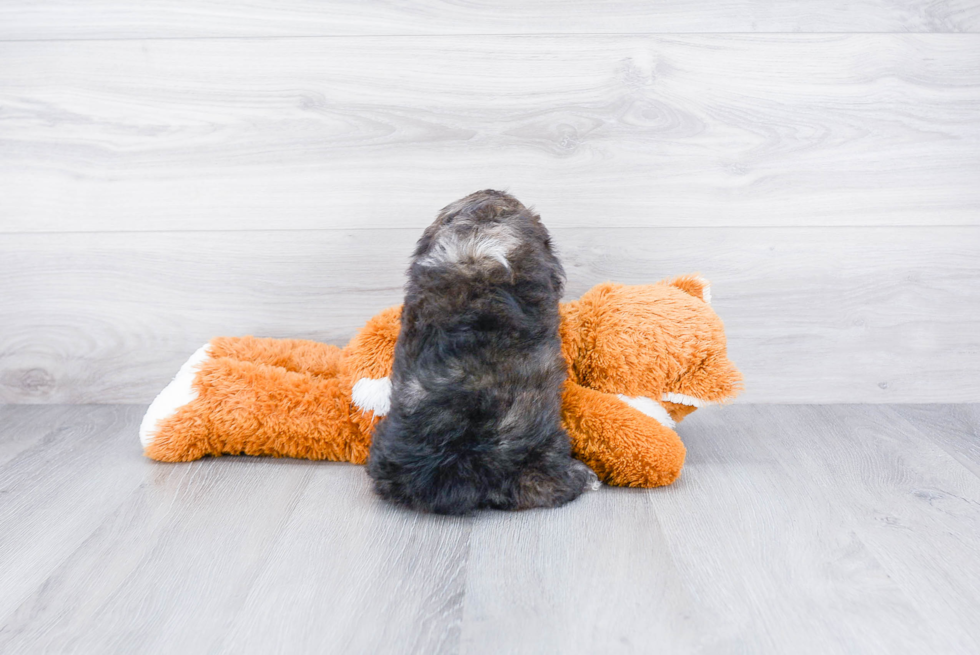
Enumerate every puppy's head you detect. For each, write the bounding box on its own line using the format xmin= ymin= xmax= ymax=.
xmin=412 ymin=190 xmax=563 ymax=291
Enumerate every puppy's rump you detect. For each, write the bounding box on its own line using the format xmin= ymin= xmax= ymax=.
xmin=367 ymin=190 xmax=594 ymax=514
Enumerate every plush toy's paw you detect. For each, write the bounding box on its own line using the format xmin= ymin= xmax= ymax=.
xmin=139 ymin=344 xmax=211 ymax=449
xmin=616 ymin=394 xmax=677 ymax=428
xmin=563 ymin=382 xmax=687 ymax=488
xmin=351 ymin=376 xmax=392 ymax=417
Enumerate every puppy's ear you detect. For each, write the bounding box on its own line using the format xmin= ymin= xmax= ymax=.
xmin=412 ymin=223 xmax=441 ymax=258
xmin=541 ymin=234 xmax=566 ymax=295
xmin=550 ymin=262 xmax=566 ymax=296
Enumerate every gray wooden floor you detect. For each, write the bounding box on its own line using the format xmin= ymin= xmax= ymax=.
xmin=1 ymin=404 xmax=978 ymax=654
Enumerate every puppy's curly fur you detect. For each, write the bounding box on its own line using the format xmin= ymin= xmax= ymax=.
xmin=367 ymin=190 xmax=594 ymax=514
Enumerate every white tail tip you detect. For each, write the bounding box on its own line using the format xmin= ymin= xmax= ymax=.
xmin=139 ymin=344 xmax=211 ymax=448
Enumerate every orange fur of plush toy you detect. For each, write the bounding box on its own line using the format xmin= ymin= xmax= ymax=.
xmin=143 ymin=277 xmax=741 ymax=488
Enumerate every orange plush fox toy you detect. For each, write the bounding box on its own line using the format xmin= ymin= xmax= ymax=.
xmin=139 ymin=276 xmax=741 ymax=488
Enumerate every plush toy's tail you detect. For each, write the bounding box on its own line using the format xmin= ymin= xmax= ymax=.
xmin=139 ymin=344 xmax=212 ymax=449
xmin=139 ymin=337 xmax=374 ymax=464
xmin=667 ymin=274 xmax=712 ymax=304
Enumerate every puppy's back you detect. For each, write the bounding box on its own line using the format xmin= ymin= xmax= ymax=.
xmin=367 ymin=190 xmax=592 ymax=514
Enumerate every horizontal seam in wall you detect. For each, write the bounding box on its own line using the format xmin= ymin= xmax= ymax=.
xmin=2 ymin=225 xmax=980 ymax=237
xmin=1 ymin=32 xmax=978 ymax=44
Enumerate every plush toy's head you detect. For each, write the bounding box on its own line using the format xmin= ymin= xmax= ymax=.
xmin=342 ymin=275 xmax=741 ymax=426
xmin=559 ymin=276 xmax=742 ymax=418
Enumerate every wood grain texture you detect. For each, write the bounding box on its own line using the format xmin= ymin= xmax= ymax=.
xmin=1 ymin=1 xmax=979 ymax=39
xmin=0 ymin=406 xmax=468 ymax=654
xmin=1 ymin=404 xmax=979 ymax=653
xmin=218 ymin=471 xmax=469 ymax=654
xmin=2 ymin=35 xmax=979 ymax=233
xmin=0 ymin=404 xmax=81 ymax=466
xmin=792 ymin=405 xmax=980 ymax=651
xmin=2 ymin=226 xmax=978 ymax=405
xmin=0 ymin=405 xmax=150 ymax=633
xmin=649 ymin=404 xmax=980 ymax=653
xmin=459 ymin=486 xmax=705 ymax=653
xmin=891 ymin=404 xmax=980 ymax=481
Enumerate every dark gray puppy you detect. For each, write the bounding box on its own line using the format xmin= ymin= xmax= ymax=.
xmin=367 ymin=190 xmax=595 ymax=514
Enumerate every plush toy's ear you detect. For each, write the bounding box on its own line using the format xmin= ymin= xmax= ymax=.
xmin=343 ymin=305 xmax=402 ymax=381
xmin=666 ymin=274 xmax=712 ymax=304
xmin=661 ymin=400 xmax=699 ymax=424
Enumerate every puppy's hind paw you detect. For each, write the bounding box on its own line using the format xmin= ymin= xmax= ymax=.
xmin=571 ymin=459 xmax=601 ymax=492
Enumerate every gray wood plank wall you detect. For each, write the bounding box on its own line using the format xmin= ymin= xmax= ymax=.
xmin=2 ymin=1 xmax=979 ymax=38
xmin=2 ymin=3 xmax=978 ymax=404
